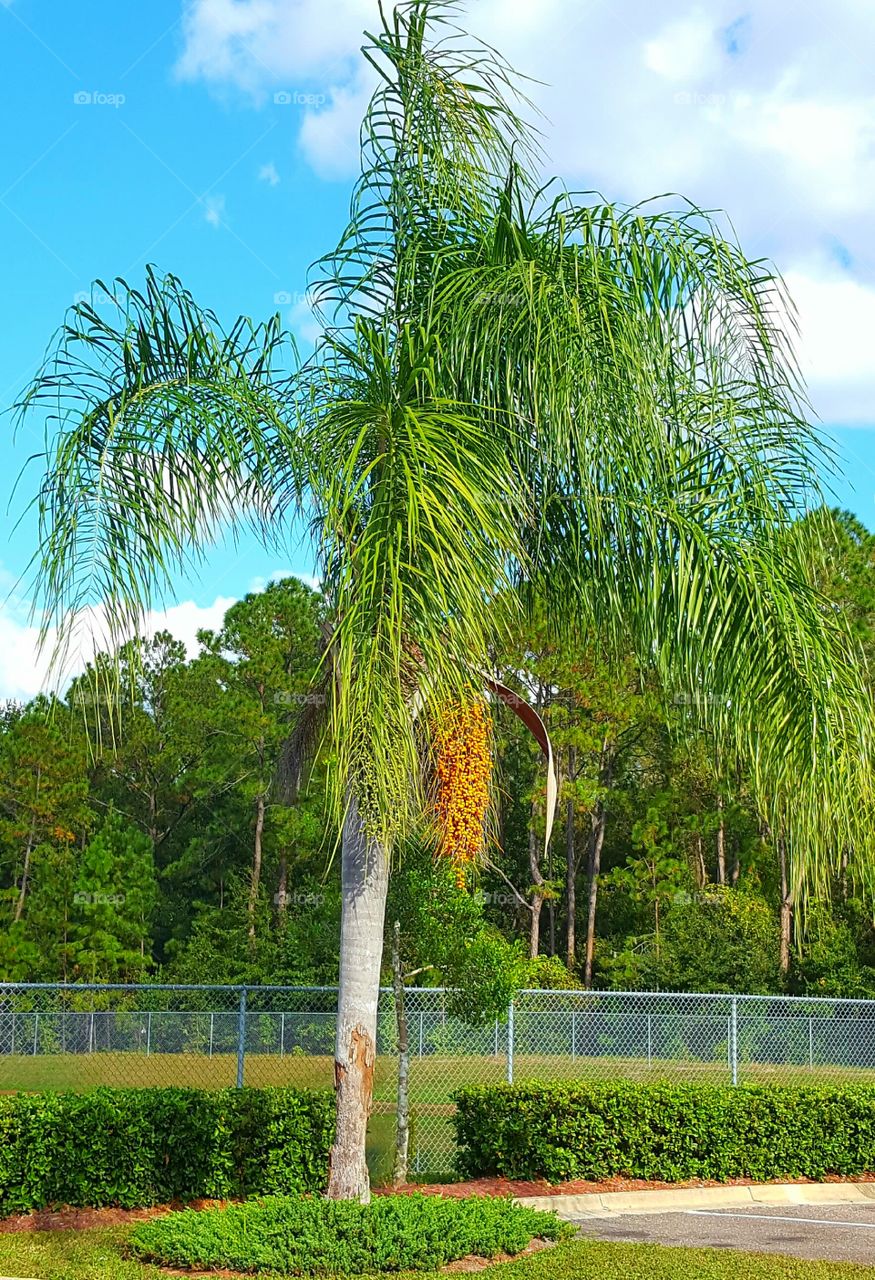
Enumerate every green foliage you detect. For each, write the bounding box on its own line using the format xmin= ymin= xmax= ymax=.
xmin=70 ymin=809 xmax=157 ymax=982
xmin=128 ymin=1192 xmax=571 ymax=1273
xmin=653 ymin=889 xmax=781 ymax=994
xmin=0 ymin=1087 xmax=333 ymax=1213
xmin=524 ymin=955 xmax=581 ymax=989
xmin=453 ymin=1081 xmax=875 ymax=1182
xmin=388 ymin=845 xmax=526 ymax=1023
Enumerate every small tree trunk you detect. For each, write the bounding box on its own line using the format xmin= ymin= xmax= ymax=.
xmin=694 ymin=834 xmax=706 ymax=890
xmin=276 ymin=852 xmax=288 ymax=918
xmin=730 ymin=839 xmax=741 ymax=886
xmin=716 ymin=793 xmax=726 ymax=884
xmin=327 ymin=794 xmax=390 ymax=1202
xmin=14 ymin=768 xmax=41 ymax=924
xmin=248 ymin=788 xmax=266 ymax=941
xmin=778 ymin=833 xmax=792 ymax=977
xmin=391 ymin=920 xmax=410 ymax=1188
xmin=565 ymin=751 xmax=576 ymax=971
xmin=528 ymin=822 xmax=544 ymax=959
xmin=583 ymin=800 xmax=607 ymax=988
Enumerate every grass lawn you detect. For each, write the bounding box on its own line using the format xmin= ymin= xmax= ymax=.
xmin=3 ymin=1052 xmax=871 ymax=1097
xmin=1 ymin=1233 xmax=874 ymax=1279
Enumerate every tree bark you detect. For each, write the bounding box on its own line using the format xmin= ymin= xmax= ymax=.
xmin=276 ymin=852 xmax=288 ymax=919
xmin=716 ymin=793 xmax=726 ymax=884
xmin=583 ymin=749 xmax=613 ymax=989
xmin=327 ymin=794 xmax=390 ymax=1202
xmin=13 ymin=767 xmax=41 ymax=924
xmin=778 ymin=833 xmax=792 ymax=977
xmin=248 ymin=788 xmax=266 ymax=941
xmin=528 ymin=822 xmax=544 ymax=959
xmin=391 ymin=920 xmax=410 ymax=1188
xmin=565 ymin=748 xmax=576 ymax=971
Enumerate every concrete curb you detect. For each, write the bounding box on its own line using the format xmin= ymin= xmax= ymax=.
xmin=516 ymin=1182 xmax=875 ymax=1218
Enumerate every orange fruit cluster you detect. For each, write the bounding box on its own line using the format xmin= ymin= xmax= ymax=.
xmin=433 ymin=698 xmax=492 ymax=886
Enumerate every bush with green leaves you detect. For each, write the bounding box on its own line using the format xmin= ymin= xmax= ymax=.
xmin=453 ymin=1081 xmax=875 ymax=1182
xmin=0 ymin=1086 xmax=333 ymax=1213
xmin=129 ymin=1192 xmax=571 ymax=1273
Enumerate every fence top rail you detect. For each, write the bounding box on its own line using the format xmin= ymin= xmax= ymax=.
xmin=2 ymin=983 xmax=875 ymax=1011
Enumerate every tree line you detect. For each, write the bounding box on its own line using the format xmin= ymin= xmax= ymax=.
xmin=2 ymin=507 xmax=873 ymax=998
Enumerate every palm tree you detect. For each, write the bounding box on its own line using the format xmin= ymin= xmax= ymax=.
xmin=17 ymin=1 xmax=873 ymax=1200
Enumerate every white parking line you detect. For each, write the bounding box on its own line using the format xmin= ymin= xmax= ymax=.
xmin=686 ymin=1210 xmax=875 ymax=1229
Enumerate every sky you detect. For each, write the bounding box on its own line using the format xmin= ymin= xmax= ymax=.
xmin=1 ymin=0 xmax=875 ymax=700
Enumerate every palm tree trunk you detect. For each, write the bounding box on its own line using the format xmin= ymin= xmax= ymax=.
xmin=327 ymin=794 xmax=390 ymax=1202
xmin=391 ymin=920 xmax=410 ymax=1188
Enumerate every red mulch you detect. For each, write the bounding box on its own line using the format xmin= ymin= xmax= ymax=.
xmin=4 ymin=1172 xmax=875 ymax=1233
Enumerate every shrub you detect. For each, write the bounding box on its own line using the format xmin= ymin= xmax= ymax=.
xmin=453 ymin=1080 xmax=875 ymax=1182
xmin=0 ymin=1086 xmax=333 ymax=1213
xmin=129 ymin=1192 xmax=572 ymax=1273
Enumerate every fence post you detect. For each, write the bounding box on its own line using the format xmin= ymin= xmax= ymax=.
xmin=507 ymin=999 xmax=515 ymax=1083
xmin=647 ymin=1013 xmax=652 ymax=1068
xmin=809 ymin=1015 xmax=814 ymax=1069
xmin=280 ymin=1011 xmax=285 ymax=1058
xmin=236 ymin=986 xmax=247 ymax=1088
xmin=571 ymin=1010 xmax=576 ymax=1063
xmin=730 ymin=996 xmax=738 ymax=1086
xmin=146 ymin=1011 xmax=152 ymax=1055
xmin=209 ymin=1011 xmax=214 ymax=1059
xmin=33 ymin=1013 xmax=39 ymax=1056
xmin=418 ymin=1011 xmax=424 ymax=1059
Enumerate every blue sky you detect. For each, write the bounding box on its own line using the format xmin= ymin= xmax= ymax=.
xmin=1 ymin=0 xmax=874 ymax=697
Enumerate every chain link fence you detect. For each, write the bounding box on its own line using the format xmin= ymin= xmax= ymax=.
xmin=4 ymin=984 xmax=875 ymax=1177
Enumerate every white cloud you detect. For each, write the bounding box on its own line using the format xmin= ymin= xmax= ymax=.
xmin=202 ymin=193 xmax=226 ymax=227
xmin=176 ymin=0 xmax=875 ymax=422
xmin=0 ymin=588 xmax=237 ymax=703
xmin=258 ymin=160 xmax=280 ymax=186
xmin=784 ymin=265 xmax=875 ymax=424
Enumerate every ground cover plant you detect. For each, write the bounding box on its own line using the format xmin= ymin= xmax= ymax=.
xmin=127 ymin=1193 xmax=572 ymax=1273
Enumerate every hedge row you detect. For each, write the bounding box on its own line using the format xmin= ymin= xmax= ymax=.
xmin=453 ymin=1081 xmax=875 ymax=1182
xmin=0 ymin=1087 xmax=334 ymax=1214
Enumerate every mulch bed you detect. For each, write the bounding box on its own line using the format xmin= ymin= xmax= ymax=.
xmin=3 ymin=1172 xmax=875 ymax=1233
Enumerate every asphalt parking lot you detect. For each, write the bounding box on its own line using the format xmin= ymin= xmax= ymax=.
xmin=573 ymin=1202 xmax=875 ymax=1265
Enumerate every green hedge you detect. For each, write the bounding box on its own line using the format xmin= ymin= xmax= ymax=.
xmin=129 ymin=1192 xmax=572 ymax=1273
xmin=453 ymin=1081 xmax=875 ymax=1182
xmin=0 ymin=1086 xmax=333 ymax=1213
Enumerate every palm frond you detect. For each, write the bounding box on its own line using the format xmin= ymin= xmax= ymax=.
xmin=15 ymin=267 xmax=301 ymax=672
